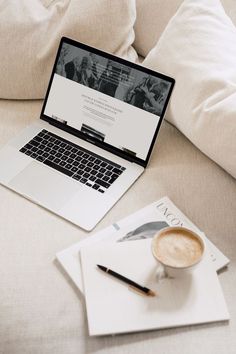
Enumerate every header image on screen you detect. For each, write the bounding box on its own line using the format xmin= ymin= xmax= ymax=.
xmin=44 ymin=42 xmax=172 ymax=161
xmin=55 ymin=43 xmax=171 ymax=117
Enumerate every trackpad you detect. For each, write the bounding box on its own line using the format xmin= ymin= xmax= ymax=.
xmin=9 ymin=161 xmax=80 ymax=210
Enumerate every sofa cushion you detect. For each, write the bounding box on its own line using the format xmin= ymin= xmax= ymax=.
xmin=143 ymin=0 xmax=236 ymax=178
xmin=0 ymin=0 xmax=137 ymax=99
xmin=134 ymin=0 xmax=183 ymax=57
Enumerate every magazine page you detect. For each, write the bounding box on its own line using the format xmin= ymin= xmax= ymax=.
xmin=56 ymin=196 xmax=229 ymax=293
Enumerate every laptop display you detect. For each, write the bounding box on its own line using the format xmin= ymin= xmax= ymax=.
xmin=42 ymin=38 xmax=174 ymax=166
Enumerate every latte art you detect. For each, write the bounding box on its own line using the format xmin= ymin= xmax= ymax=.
xmin=152 ymin=229 xmax=203 ymax=268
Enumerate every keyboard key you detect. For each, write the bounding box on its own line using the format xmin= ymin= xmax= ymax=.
xmin=83 ymin=173 xmax=90 ymax=179
xmin=70 ymin=153 xmax=76 ymax=159
xmin=20 ymin=147 xmax=27 ymax=153
xmin=112 ymin=167 xmax=122 ymax=175
xmin=55 ymin=152 xmax=62 ymax=158
xmin=65 ymin=163 xmax=72 ymax=169
xmin=101 ymin=162 xmax=107 ymax=168
xmin=86 ymin=182 xmax=92 ymax=187
xmin=92 ymin=184 xmax=99 ymax=190
xmin=95 ymin=179 xmax=110 ymax=189
xmin=43 ymin=159 xmax=73 ymax=176
xmin=71 ymin=167 xmax=78 ymax=173
xmin=80 ymin=178 xmax=87 ymax=184
xmin=50 ymin=150 xmax=57 ymax=155
xmin=72 ymin=161 xmax=79 ymax=167
xmin=111 ymin=173 xmax=119 ymax=179
xmin=99 ymin=167 xmax=106 ymax=173
xmin=30 ymin=140 xmax=40 ymax=147
xmin=36 ymin=156 xmax=44 ymax=162
xmin=96 ymin=173 xmax=103 ymax=179
xmin=98 ymin=189 xmax=105 ymax=193
xmin=72 ymin=174 xmax=81 ymax=181
xmin=34 ymin=136 xmax=43 ymax=142
xmin=38 ymin=131 xmax=46 ymax=137
xmin=71 ymin=148 xmax=78 ymax=153
xmin=54 ymin=158 xmax=61 ymax=164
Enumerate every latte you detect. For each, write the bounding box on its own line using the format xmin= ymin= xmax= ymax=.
xmin=152 ymin=228 xmax=204 ymax=268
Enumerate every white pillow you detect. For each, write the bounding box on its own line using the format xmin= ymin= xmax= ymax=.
xmin=143 ymin=0 xmax=236 ymax=178
xmin=0 ymin=0 xmax=137 ymax=99
xmin=134 ymin=0 xmax=183 ymax=57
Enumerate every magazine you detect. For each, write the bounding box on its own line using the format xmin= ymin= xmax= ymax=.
xmin=56 ymin=196 xmax=229 ymax=294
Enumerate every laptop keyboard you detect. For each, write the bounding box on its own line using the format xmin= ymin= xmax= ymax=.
xmin=19 ymin=129 xmax=126 ymax=193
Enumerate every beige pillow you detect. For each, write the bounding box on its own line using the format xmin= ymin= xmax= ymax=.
xmin=134 ymin=0 xmax=183 ymax=57
xmin=0 ymin=0 xmax=137 ymax=99
xmin=143 ymin=0 xmax=236 ymax=178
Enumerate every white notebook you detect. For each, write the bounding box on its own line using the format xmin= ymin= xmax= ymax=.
xmin=80 ymin=238 xmax=229 ymax=336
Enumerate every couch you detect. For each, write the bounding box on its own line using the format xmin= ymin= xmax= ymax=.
xmin=0 ymin=1 xmax=235 ymax=353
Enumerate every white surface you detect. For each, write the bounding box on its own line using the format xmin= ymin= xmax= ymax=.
xmin=80 ymin=239 xmax=229 ymax=336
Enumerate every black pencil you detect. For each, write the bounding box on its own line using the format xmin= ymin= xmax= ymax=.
xmin=97 ymin=264 xmax=156 ymax=297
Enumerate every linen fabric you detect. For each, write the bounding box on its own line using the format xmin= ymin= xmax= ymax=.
xmin=134 ymin=0 xmax=183 ymax=57
xmin=0 ymin=0 xmax=137 ymax=99
xmin=143 ymin=0 xmax=236 ymax=178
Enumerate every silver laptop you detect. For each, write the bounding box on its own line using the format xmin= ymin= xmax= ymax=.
xmin=0 ymin=37 xmax=174 ymax=230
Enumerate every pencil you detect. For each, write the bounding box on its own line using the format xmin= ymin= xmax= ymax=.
xmin=97 ymin=264 xmax=156 ymax=297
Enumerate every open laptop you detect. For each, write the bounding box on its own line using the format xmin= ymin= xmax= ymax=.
xmin=0 ymin=37 xmax=174 ymax=230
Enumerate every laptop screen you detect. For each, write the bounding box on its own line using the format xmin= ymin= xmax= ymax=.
xmin=42 ymin=38 xmax=174 ymax=166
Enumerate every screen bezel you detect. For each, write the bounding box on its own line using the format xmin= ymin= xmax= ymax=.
xmin=40 ymin=36 xmax=175 ymax=167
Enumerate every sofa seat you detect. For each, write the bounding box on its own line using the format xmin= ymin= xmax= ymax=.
xmin=0 ymin=98 xmax=235 ymax=353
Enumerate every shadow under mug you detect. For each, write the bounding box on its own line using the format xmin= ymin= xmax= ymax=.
xmin=151 ymin=226 xmax=205 ymax=280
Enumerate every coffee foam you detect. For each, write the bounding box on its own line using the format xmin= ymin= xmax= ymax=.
xmin=153 ymin=229 xmax=203 ymax=268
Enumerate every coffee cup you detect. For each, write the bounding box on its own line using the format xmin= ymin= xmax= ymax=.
xmin=151 ymin=226 xmax=205 ymax=279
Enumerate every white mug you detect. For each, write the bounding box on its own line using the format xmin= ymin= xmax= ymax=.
xmin=151 ymin=226 xmax=205 ymax=280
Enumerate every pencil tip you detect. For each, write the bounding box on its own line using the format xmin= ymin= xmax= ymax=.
xmin=147 ymin=290 xmax=157 ymax=297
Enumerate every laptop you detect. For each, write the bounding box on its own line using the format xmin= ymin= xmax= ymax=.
xmin=0 ymin=37 xmax=174 ymax=230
